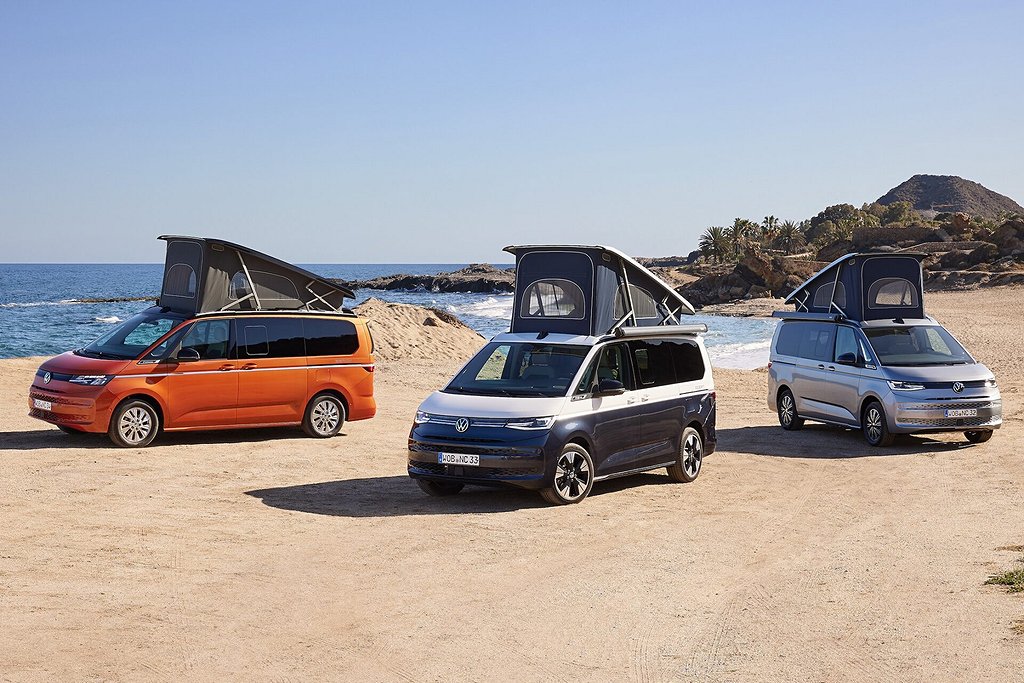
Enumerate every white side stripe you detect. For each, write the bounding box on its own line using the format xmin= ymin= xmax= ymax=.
xmin=111 ymin=362 xmax=373 ymax=379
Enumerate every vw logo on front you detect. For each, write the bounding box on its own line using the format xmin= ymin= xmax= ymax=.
xmin=43 ymin=372 xmax=51 ymax=384
xmin=455 ymin=418 xmax=470 ymax=433
xmin=952 ymin=382 xmax=964 ymax=393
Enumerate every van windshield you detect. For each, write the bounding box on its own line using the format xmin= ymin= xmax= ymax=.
xmin=863 ymin=326 xmax=972 ymax=366
xmin=76 ymin=309 xmax=187 ymax=360
xmin=445 ymin=342 xmax=591 ymax=397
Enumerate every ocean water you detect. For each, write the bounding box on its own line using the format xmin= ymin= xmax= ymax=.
xmin=0 ymin=264 xmax=776 ymax=368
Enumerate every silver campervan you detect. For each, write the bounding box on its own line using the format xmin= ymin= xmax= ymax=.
xmin=767 ymin=253 xmax=1001 ymax=446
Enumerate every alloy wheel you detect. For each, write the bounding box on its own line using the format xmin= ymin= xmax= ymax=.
xmin=682 ymin=431 xmax=702 ymax=478
xmin=311 ymin=399 xmax=340 ymax=435
xmin=865 ymin=407 xmax=883 ymax=443
xmin=554 ymin=449 xmax=591 ymax=502
xmin=118 ymin=406 xmax=153 ymax=445
xmin=780 ymin=394 xmax=795 ymax=427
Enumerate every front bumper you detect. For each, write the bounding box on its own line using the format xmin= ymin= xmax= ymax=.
xmin=407 ymin=425 xmax=552 ymax=490
xmin=28 ymin=385 xmax=110 ymax=432
xmin=891 ymin=397 xmax=1002 ymax=433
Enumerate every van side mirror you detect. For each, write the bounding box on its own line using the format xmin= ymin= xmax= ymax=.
xmin=595 ymin=378 xmax=625 ymax=396
xmin=175 ymin=347 xmax=201 ymax=363
xmin=836 ymin=352 xmax=858 ymax=366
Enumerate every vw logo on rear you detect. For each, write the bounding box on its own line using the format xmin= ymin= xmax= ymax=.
xmin=952 ymin=382 xmax=964 ymax=393
xmin=455 ymin=418 xmax=470 ymax=433
xmin=43 ymin=372 xmax=51 ymax=384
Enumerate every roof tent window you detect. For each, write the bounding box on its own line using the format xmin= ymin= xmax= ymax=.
xmin=613 ymin=284 xmax=659 ymax=320
xmin=164 ymin=264 xmax=197 ymax=298
xmin=250 ymin=270 xmax=301 ymax=305
xmin=229 ymin=271 xmax=252 ymax=300
xmin=812 ymin=281 xmax=846 ymax=309
xmin=868 ymin=278 xmax=918 ymax=308
xmin=521 ymin=278 xmax=585 ymax=319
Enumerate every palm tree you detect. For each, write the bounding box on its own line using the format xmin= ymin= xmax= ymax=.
xmin=725 ymin=217 xmax=757 ymax=258
xmin=762 ymin=215 xmax=779 ymax=242
xmin=778 ymin=219 xmax=804 ymax=254
xmin=698 ymin=226 xmax=728 ymax=263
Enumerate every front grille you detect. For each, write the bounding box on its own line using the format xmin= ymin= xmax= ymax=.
xmin=424 ymin=414 xmax=509 ymax=428
xmin=916 ymin=380 xmax=988 ymax=390
xmin=409 ymin=460 xmax=543 ymax=478
xmin=409 ymin=441 xmax=542 ymax=457
xmin=902 ymin=401 xmax=997 ymax=410
xmin=900 ymin=416 xmax=1000 ymax=428
xmin=36 ymin=369 xmax=75 ymax=383
xmin=29 ymin=391 xmax=90 ymax=406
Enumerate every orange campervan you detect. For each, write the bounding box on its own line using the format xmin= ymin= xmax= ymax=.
xmin=28 ymin=236 xmax=376 ymax=447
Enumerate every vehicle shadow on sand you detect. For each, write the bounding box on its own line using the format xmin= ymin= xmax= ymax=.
xmin=246 ymin=472 xmax=675 ymax=518
xmin=0 ymin=426 xmax=326 ymax=451
xmin=718 ymin=424 xmax=971 ymax=459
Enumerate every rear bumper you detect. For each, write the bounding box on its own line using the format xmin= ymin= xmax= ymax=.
xmin=891 ymin=398 xmax=1002 ymax=433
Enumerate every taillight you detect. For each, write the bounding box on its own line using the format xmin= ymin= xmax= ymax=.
xmin=365 ymin=364 xmax=375 ymax=373
xmin=767 ymin=361 xmax=772 ymax=369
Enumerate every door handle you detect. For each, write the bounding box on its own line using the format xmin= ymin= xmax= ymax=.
xmin=640 ymin=395 xmax=650 ymax=402
xmin=218 ymin=364 xmax=234 ymax=371
xmin=626 ymin=397 xmax=637 ymax=405
xmin=241 ymin=363 xmax=258 ymax=370
xmin=817 ymin=364 xmax=826 ymax=369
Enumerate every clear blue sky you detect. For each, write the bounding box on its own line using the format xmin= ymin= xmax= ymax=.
xmin=2 ymin=1 xmax=1022 ymax=263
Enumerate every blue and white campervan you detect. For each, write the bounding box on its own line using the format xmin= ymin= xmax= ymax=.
xmin=408 ymin=245 xmax=717 ymax=505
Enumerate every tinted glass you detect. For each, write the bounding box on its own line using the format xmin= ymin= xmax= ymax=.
xmin=630 ymin=339 xmax=676 ymax=387
xmin=775 ymin=322 xmax=803 ymax=357
xmin=834 ymin=326 xmax=858 ymax=362
xmin=795 ymin=323 xmax=835 ymax=361
xmin=237 ymin=317 xmax=304 ymax=358
xmin=575 ymin=343 xmax=634 ymax=395
xmin=304 ymin=318 xmax=359 ymax=356
xmin=446 ymin=342 xmax=590 ymax=397
xmin=864 ymin=326 xmax=972 ymax=366
xmin=79 ymin=309 xmax=187 ymax=360
xmin=669 ymin=340 xmax=705 ymax=382
xmin=180 ymin=320 xmax=232 ymax=360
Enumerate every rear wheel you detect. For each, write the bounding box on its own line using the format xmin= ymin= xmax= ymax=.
xmin=964 ymin=430 xmax=993 ymax=444
xmin=778 ymin=389 xmax=804 ymax=430
xmin=417 ymin=479 xmax=464 ymax=496
xmin=862 ymin=401 xmax=895 ymax=447
xmin=540 ymin=443 xmax=594 ymax=505
xmin=667 ymin=426 xmax=703 ymax=483
xmin=108 ymin=399 xmax=160 ymax=448
xmin=302 ymin=393 xmax=345 ymax=438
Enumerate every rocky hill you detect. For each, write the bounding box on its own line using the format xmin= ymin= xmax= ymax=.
xmin=877 ymin=175 xmax=1024 ymax=218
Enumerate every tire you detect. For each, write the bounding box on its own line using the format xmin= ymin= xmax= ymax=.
xmin=862 ymin=400 xmax=895 ymax=447
xmin=417 ymin=479 xmax=464 ymax=496
xmin=964 ymin=430 xmax=993 ymax=444
xmin=667 ymin=426 xmax=703 ymax=483
xmin=540 ymin=443 xmax=595 ymax=505
xmin=302 ymin=393 xmax=345 ymax=438
xmin=108 ymin=399 xmax=160 ymax=448
xmin=778 ymin=388 xmax=804 ymax=430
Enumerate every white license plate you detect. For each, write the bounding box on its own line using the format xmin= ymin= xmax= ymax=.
xmin=945 ymin=408 xmax=978 ymax=418
xmin=438 ymin=452 xmax=480 ymax=466
xmin=33 ymin=398 xmax=52 ymax=411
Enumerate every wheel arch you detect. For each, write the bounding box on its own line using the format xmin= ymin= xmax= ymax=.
xmin=111 ymin=392 xmax=166 ymax=431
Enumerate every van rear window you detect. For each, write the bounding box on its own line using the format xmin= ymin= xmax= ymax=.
xmin=304 ymin=318 xmax=359 ymax=356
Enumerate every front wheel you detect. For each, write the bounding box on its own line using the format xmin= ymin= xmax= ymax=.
xmin=108 ymin=399 xmax=160 ymax=448
xmin=302 ymin=393 xmax=346 ymax=438
xmin=964 ymin=430 xmax=993 ymax=444
xmin=540 ymin=444 xmax=594 ymax=505
xmin=862 ymin=401 xmax=895 ymax=447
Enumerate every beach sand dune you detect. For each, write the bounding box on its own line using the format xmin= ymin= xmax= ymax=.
xmin=0 ymin=289 xmax=1021 ymax=681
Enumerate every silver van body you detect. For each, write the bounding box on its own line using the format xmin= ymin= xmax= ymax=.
xmin=767 ymin=315 xmax=1001 ymax=444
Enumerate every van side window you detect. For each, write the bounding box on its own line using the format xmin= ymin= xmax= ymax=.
xmin=304 ymin=318 xmax=359 ymax=356
xmin=630 ymin=339 xmax=675 ymax=387
xmin=775 ymin=323 xmax=803 ymax=357
xmin=795 ymin=322 xmax=835 ymax=361
xmin=669 ymin=340 xmax=705 ymax=382
xmin=180 ymin=320 xmax=232 ymax=360
xmin=237 ymin=317 xmax=304 ymax=358
xmin=834 ymin=326 xmax=859 ymax=363
xmin=576 ymin=344 xmax=633 ymax=394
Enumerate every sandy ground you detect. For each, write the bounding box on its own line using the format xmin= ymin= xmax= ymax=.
xmin=1 ymin=289 xmax=1022 ymax=681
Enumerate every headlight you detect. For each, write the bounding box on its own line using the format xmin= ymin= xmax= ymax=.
xmin=505 ymin=416 xmax=555 ymax=430
xmin=887 ymin=380 xmax=925 ymax=391
xmin=414 ymin=410 xmax=431 ymax=424
xmin=986 ymin=378 xmax=998 ymax=388
xmin=69 ymin=375 xmax=113 ymax=386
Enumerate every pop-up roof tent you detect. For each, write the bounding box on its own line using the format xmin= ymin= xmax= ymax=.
xmin=504 ymin=245 xmax=698 ymax=337
xmin=157 ymin=235 xmax=354 ymax=316
xmin=782 ymin=252 xmax=926 ymax=321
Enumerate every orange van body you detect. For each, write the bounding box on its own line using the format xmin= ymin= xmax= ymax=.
xmin=28 ymin=309 xmax=376 ymax=440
